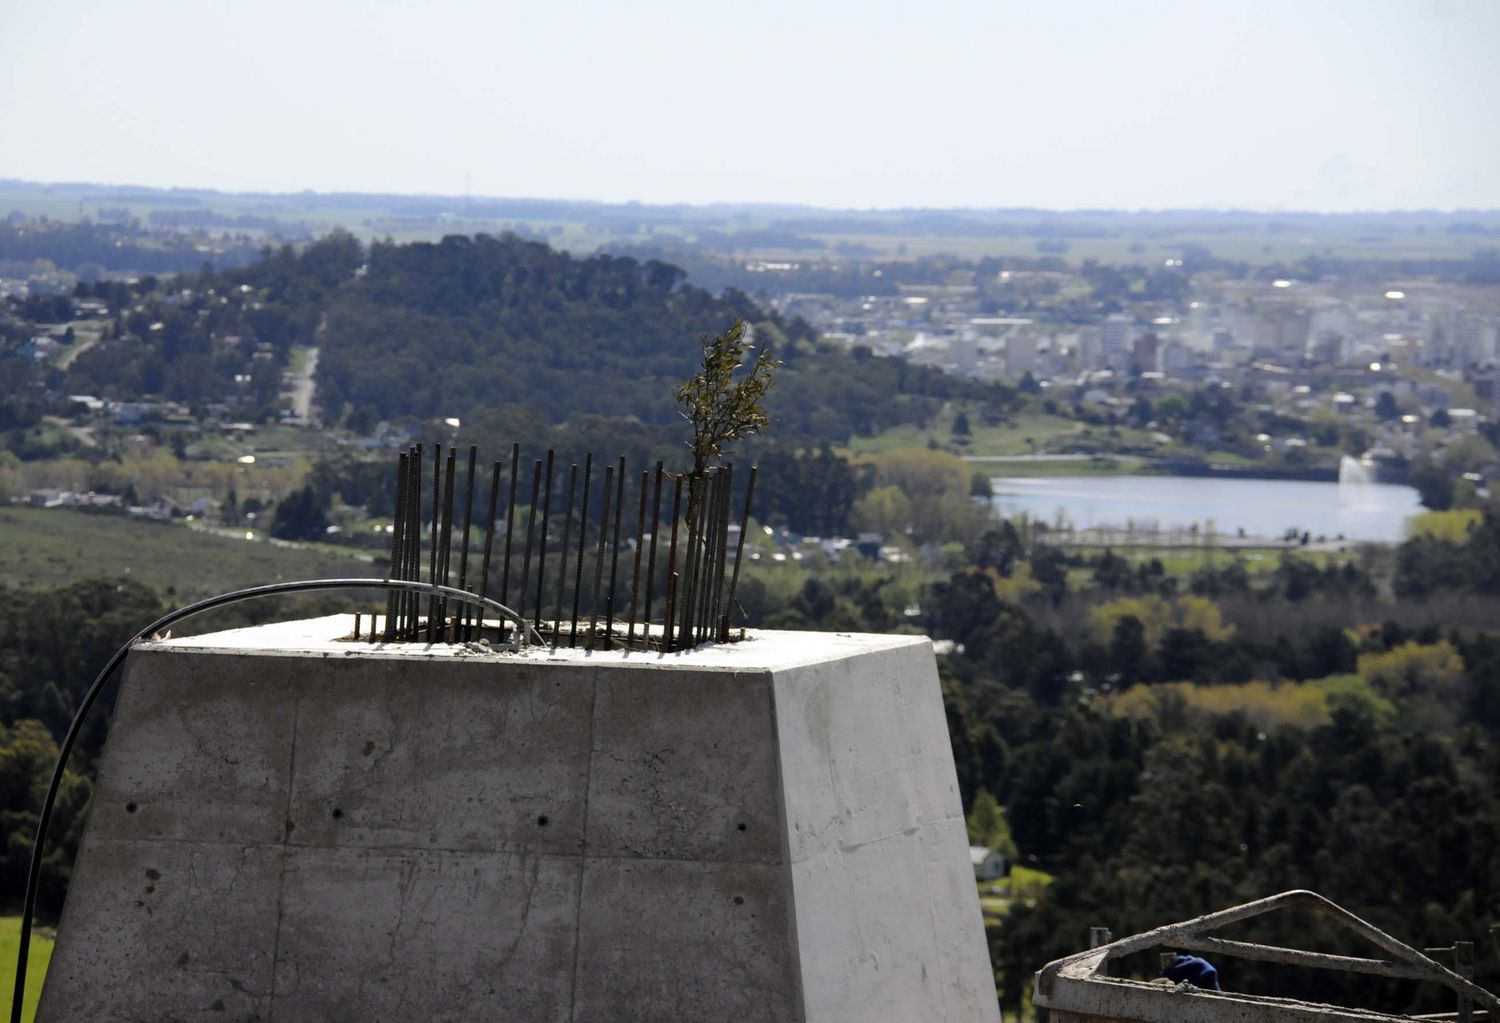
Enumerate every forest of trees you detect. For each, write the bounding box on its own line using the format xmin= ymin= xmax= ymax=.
xmin=4 ymin=216 xmax=1500 ymax=1018
xmin=726 ymin=510 xmax=1500 ymax=1017
xmin=22 ymin=230 xmax=1008 ymax=452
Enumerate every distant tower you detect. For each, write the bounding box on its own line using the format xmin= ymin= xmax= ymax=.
xmin=1099 ymin=314 xmax=1132 ymax=369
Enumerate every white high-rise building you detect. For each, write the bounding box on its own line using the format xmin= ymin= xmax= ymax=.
xmin=1098 ymin=314 xmax=1132 ymax=368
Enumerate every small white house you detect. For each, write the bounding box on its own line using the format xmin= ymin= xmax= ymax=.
xmin=970 ymin=845 xmax=1007 ymax=882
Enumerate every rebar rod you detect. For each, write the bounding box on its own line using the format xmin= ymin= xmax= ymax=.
xmin=427 ymin=444 xmax=442 ymax=642
xmin=455 ymin=445 xmax=477 ymax=638
xmin=553 ymin=462 xmax=578 ymax=649
xmin=437 ymin=448 xmax=457 ymax=639
xmin=384 ymin=453 xmax=408 ymax=641
xmin=570 ymin=454 xmax=592 ymax=648
xmin=663 ymin=475 xmax=683 ymax=652
xmin=588 ymin=463 xmax=614 ymax=651
xmin=693 ymin=471 xmax=720 ymax=645
xmin=708 ymin=465 xmax=732 ymax=642
xmin=499 ymin=441 xmax=519 ymax=608
xmin=604 ymin=456 xmax=626 ymax=644
xmin=405 ymin=446 xmax=422 ymax=637
xmin=475 ymin=459 xmax=501 ymax=641
xmin=516 ymin=459 xmax=542 ymax=629
xmin=643 ymin=461 xmax=664 ymax=635
xmin=535 ymin=450 xmax=554 ymax=631
xmin=721 ymin=465 xmax=757 ymax=641
xmin=708 ymin=470 xmax=729 ymax=642
xmin=626 ymin=469 xmax=648 ymax=647
xmin=677 ymin=471 xmax=700 ymax=648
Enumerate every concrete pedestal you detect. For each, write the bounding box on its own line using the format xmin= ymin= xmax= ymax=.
xmin=39 ymin=619 xmax=999 ymax=1022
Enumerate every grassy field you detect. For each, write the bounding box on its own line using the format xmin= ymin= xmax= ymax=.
xmin=1056 ymin=544 xmax=1359 ymax=575
xmin=0 ymin=918 xmax=53 ymax=1023
xmin=0 ymin=506 xmax=378 ymax=600
xmin=978 ymin=865 xmax=1055 ymax=924
xmin=848 ymin=409 xmax=1091 ymax=457
xmin=845 ymin=404 xmax=1167 ymax=469
xmin=973 ymin=456 xmax=1151 ymax=477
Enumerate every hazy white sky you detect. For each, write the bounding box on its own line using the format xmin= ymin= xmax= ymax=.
xmin=3 ymin=0 xmax=1498 ymax=211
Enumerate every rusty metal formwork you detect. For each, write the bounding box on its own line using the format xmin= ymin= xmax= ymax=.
xmin=1034 ymin=890 xmax=1500 ymax=1023
xmin=355 ymin=443 xmax=756 ymax=652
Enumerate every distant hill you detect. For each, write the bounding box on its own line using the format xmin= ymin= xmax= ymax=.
xmin=314 ymin=232 xmax=1002 ymax=445
xmin=49 ymin=230 xmax=1005 ymax=450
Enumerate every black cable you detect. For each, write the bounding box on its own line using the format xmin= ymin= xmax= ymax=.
xmin=9 ymin=577 xmax=537 ymax=1023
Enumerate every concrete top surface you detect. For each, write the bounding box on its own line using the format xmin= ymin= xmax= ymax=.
xmin=148 ymin=615 xmax=928 ymax=672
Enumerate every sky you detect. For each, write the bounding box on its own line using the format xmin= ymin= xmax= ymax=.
xmin=3 ymin=0 xmax=1498 ymax=212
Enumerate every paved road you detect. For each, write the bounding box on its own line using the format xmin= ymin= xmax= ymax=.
xmin=287 ymin=346 xmax=319 ymax=425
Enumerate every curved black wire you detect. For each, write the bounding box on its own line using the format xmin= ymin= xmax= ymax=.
xmin=9 ymin=577 xmax=537 ymax=1023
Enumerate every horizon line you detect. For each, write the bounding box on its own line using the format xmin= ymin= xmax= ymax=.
xmin=4 ymin=177 xmax=1498 ymax=220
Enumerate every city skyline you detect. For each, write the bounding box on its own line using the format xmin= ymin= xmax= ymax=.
xmin=4 ymin=0 xmax=1499 ymax=213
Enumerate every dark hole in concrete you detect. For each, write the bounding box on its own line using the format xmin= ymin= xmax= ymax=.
xmin=125 ymin=802 xmax=138 ymax=813
xmin=176 ymin=952 xmax=190 ymax=966
xmin=332 ymin=808 xmax=344 ymax=819
xmin=737 ymin=822 xmax=747 ymax=831
xmin=537 ymin=815 xmax=550 ymax=827
xmin=734 ymin=896 xmax=745 ymax=906
xmin=145 ymin=868 xmax=160 ymax=880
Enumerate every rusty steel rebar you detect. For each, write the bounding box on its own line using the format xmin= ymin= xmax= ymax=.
xmin=721 ymin=465 xmax=757 ymax=641
xmin=427 ymin=445 xmax=442 ymax=642
xmin=662 ymin=474 xmax=683 ymax=652
xmin=604 ymin=456 xmax=626 ymax=644
xmin=384 ymin=452 xmax=408 ymax=641
xmin=499 ymin=441 xmax=519 ymax=609
xmin=570 ymin=454 xmax=592 ymax=648
xmin=708 ymin=465 xmax=732 ymax=642
xmin=475 ymin=459 xmax=502 ymax=641
xmin=676 ymin=472 xmax=700 ymax=648
xmin=455 ymin=445 xmax=478 ymax=638
xmin=374 ymin=445 xmax=756 ymax=650
xmin=643 ymin=461 xmax=664 ymax=637
xmin=437 ymin=448 xmax=457 ymax=639
xmin=587 ymin=462 xmax=614 ymax=651
xmin=404 ymin=446 xmax=422 ymax=638
xmin=535 ymin=450 xmax=554 ymax=631
xmin=516 ymin=459 xmax=542 ymax=629
xmin=626 ymin=469 xmax=649 ymax=647
xmin=552 ymin=462 xmax=578 ymax=649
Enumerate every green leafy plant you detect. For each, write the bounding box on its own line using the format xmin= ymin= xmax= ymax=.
xmin=675 ymin=318 xmax=779 ymax=478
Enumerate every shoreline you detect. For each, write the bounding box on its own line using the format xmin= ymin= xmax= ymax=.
xmin=967 ymin=454 xmax=1408 ymax=486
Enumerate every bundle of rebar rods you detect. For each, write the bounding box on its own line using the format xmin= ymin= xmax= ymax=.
xmin=370 ymin=443 xmax=756 ymax=652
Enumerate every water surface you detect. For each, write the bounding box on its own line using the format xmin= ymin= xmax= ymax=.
xmin=990 ymin=475 xmax=1421 ymax=542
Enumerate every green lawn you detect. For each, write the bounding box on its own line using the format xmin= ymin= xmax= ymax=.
xmin=0 ymin=506 xmax=378 ymax=601
xmin=848 ymin=408 xmax=1092 ymax=458
xmin=0 ymin=917 xmax=53 ymax=1023
xmin=1055 ymin=543 xmax=1357 ymax=577
xmin=976 ymin=456 xmax=1150 ymax=477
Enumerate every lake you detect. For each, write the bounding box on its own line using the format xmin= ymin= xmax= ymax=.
xmin=989 ymin=475 xmax=1423 ymax=542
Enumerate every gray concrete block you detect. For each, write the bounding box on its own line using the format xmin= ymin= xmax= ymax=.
xmin=41 ymin=620 xmax=998 ymax=1022
xmin=287 ymin=657 xmax=592 ymax=855
xmin=772 ymin=641 xmax=1000 ymax=1023
xmin=773 ymin=642 xmax=966 ymax=866
xmin=271 ymin=848 xmax=580 ymax=1022
xmin=585 ymin=667 xmax=782 ymax=864
xmin=572 ymin=857 xmax=798 ymax=1023
xmin=86 ymin=651 xmax=297 ymax=845
xmin=38 ymin=837 xmax=281 ymax=1021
